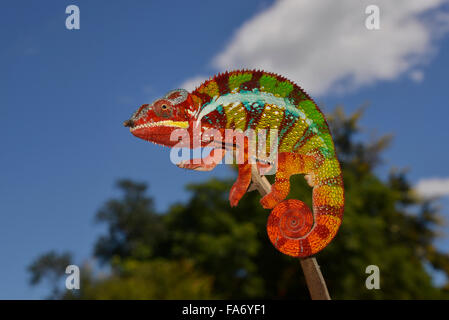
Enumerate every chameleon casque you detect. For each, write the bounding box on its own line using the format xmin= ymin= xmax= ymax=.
xmin=124 ymin=70 xmax=344 ymax=258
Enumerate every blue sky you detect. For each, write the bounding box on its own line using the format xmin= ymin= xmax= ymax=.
xmin=1 ymin=0 xmax=449 ymax=299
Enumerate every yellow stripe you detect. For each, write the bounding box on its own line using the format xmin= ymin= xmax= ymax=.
xmin=279 ymin=118 xmax=308 ymax=152
xmin=156 ymin=120 xmax=189 ymax=128
xmin=314 ymin=158 xmax=341 ymax=180
xmin=297 ymin=134 xmax=326 ymax=155
xmin=255 ymin=104 xmax=284 ymax=153
xmin=169 ymin=121 xmax=189 ymax=128
xmin=223 ymin=103 xmax=247 ymax=130
xmin=314 ymin=185 xmax=344 ymax=207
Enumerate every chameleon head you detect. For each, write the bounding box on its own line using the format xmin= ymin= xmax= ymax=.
xmin=123 ymin=89 xmax=194 ymax=146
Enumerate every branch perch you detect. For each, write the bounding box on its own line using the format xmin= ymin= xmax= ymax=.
xmin=250 ymin=165 xmax=331 ymax=300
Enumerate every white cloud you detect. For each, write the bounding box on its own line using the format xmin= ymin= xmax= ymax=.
xmin=415 ymin=177 xmax=449 ymax=198
xmin=209 ymin=0 xmax=449 ymax=96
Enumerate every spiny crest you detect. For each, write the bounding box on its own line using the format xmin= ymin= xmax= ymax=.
xmin=190 ymin=69 xmax=315 ymax=110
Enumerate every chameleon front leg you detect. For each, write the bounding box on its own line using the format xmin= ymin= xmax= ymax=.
xmin=260 ymin=152 xmax=316 ymax=209
xmin=177 ymin=148 xmax=226 ymax=171
xmin=229 ymin=163 xmax=252 ymax=207
xmin=228 ymin=136 xmax=255 ymax=207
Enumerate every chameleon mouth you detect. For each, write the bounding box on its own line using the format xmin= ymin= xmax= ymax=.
xmin=128 ymin=120 xmax=189 ymax=132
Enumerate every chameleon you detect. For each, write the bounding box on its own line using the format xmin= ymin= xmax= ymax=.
xmin=123 ymin=70 xmax=344 ymax=258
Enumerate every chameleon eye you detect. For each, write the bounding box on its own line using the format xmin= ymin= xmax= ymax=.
xmin=155 ymin=102 xmax=172 ymax=118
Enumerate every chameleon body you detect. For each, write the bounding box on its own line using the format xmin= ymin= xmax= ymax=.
xmin=124 ymin=70 xmax=344 ymax=257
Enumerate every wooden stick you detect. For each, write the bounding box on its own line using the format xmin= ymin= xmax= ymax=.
xmin=250 ymin=165 xmax=331 ymax=300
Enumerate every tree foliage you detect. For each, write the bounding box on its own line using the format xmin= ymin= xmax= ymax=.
xmin=29 ymin=107 xmax=449 ymax=299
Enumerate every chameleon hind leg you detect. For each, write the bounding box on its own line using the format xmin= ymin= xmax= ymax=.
xmin=260 ymin=152 xmax=316 ymax=209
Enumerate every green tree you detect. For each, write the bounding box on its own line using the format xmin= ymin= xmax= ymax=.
xmin=94 ymin=180 xmax=167 ymax=263
xmin=27 ymin=251 xmax=72 ymax=299
xmin=29 ymin=107 xmax=449 ymax=299
xmin=65 ymin=259 xmax=215 ymax=300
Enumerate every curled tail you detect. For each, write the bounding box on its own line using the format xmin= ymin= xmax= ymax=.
xmin=267 ymin=172 xmax=344 ymax=258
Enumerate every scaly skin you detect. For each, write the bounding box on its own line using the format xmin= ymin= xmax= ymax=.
xmin=124 ymin=70 xmax=344 ymax=258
